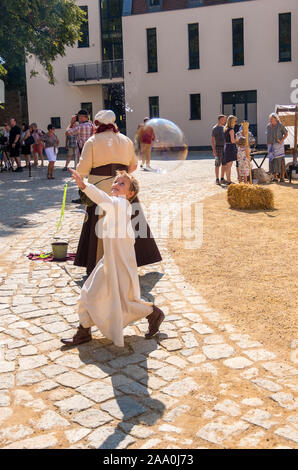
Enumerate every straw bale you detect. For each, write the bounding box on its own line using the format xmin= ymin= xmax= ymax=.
xmin=227 ymin=183 xmax=274 ymax=210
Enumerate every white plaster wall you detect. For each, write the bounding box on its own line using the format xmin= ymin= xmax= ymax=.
xmin=123 ymin=0 xmax=297 ymax=146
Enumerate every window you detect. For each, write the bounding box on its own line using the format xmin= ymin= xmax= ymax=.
xmin=190 ymin=94 xmax=201 ymax=120
xmin=188 ymin=23 xmax=200 ymax=69
xmin=149 ymin=96 xmax=159 ymax=118
xmin=100 ymin=0 xmax=123 ymax=61
xmin=81 ymin=102 xmax=93 ymax=121
xmin=147 ymin=0 xmax=162 ymax=11
xmin=232 ymin=18 xmax=244 ymax=66
xmin=78 ymin=6 xmax=89 ymax=48
xmin=147 ymin=28 xmax=158 ymax=73
xmin=222 ymin=90 xmax=257 ymax=137
xmin=279 ymin=13 xmax=291 ymax=62
xmin=51 ymin=117 xmax=61 ymax=129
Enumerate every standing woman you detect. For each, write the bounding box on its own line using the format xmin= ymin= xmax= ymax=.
xmin=223 ymin=115 xmax=239 ymax=185
xmin=74 ymin=109 xmax=162 ymax=276
xmin=41 ymin=124 xmax=59 ymax=179
xmin=30 ymin=123 xmax=44 ymax=167
xmin=20 ymin=123 xmax=32 ymax=167
xmin=266 ymin=113 xmax=288 ymax=183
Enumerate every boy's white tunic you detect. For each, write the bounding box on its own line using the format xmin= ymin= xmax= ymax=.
xmin=78 ymin=183 xmax=153 ymax=347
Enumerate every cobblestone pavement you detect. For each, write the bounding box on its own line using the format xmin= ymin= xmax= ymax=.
xmin=0 ymin=158 xmax=297 ymax=449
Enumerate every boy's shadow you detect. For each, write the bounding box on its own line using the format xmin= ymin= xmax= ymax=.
xmin=75 ymin=334 xmax=167 ymax=449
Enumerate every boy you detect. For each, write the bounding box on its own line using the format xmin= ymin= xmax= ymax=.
xmin=62 ymin=169 xmax=165 ymax=347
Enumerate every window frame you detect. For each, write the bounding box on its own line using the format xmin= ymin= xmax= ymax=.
xmin=147 ymin=28 xmax=158 ymax=73
xmin=149 ymin=96 xmax=159 ymax=118
xmin=78 ymin=6 xmax=90 ymax=49
xmin=190 ymin=93 xmax=201 ymax=120
xmin=232 ymin=18 xmax=244 ymax=66
xmin=279 ymin=12 xmax=291 ymax=62
xmin=188 ymin=23 xmax=200 ymax=70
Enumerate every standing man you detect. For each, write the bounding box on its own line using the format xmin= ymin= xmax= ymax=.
xmin=266 ymin=113 xmax=288 ymax=183
xmin=9 ymin=118 xmax=22 ymax=172
xmin=139 ymin=117 xmax=155 ymax=171
xmin=66 ymin=109 xmax=94 ymax=202
xmin=211 ymin=114 xmax=227 ymax=185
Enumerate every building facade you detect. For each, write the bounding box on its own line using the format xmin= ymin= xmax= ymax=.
xmin=25 ymin=0 xmax=296 ymax=147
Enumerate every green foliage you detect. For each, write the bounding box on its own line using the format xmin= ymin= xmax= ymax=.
xmin=0 ymin=0 xmax=85 ymax=85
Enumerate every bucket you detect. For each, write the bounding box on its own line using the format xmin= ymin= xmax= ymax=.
xmin=51 ymin=241 xmax=68 ymax=260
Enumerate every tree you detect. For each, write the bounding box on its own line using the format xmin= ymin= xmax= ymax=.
xmin=0 ymin=0 xmax=85 ymax=85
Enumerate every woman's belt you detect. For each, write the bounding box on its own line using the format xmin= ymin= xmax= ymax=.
xmin=90 ymin=164 xmax=128 ymax=177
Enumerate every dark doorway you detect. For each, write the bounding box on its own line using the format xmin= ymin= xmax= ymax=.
xmin=222 ymin=90 xmax=257 ymax=139
xmin=103 ymin=83 xmax=126 ymax=134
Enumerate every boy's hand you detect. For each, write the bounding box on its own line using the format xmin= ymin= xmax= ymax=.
xmin=69 ymin=168 xmax=86 ymax=190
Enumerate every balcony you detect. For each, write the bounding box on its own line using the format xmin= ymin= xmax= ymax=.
xmin=68 ymin=60 xmax=124 ymax=84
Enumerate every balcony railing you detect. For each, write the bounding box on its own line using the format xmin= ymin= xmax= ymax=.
xmin=68 ymin=60 xmax=124 ymax=83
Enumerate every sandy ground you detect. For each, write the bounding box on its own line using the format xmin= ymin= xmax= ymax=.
xmin=168 ymin=182 xmax=298 ymax=362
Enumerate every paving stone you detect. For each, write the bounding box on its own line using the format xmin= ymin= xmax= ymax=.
xmin=130 ymin=338 xmax=158 ymax=354
xmin=183 ymin=313 xmax=203 ymax=322
xmin=101 ymin=397 xmax=147 ymax=420
xmin=202 ymin=344 xmax=235 ymax=360
xmin=55 ymin=395 xmax=94 ymax=413
xmin=18 ymin=355 xmax=48 ymax=370
xmin=12 ymin=305 xmax=39 ymax=315
xmin=181 ymin=332 xmax=198 ymax=348
xmin=242 ymin=409 xmax=277 ymax=429
xmin=243 ymin=349 xmax=276 ymax=362
xmin=252 ymin=378 xmax=283 ymax=392
xmin=119 ymin=423 xmax=154 ymax=439
xmin=165 ymin=355 xmax=188 ymax=369
xmin=37 ymin=338 xmax=64 ymax=352
xmin=35 ymin=380 xmax=59 ymax=392
xmin=89 ymin=348 xmax=114 ymax=363
xmin=196 ymin=417 xmax=250 ymax=445
xmin=49 ymin=388 xmax=74 ymax=401
xmin=65 ymin=427 xmax=91 ymax=444
xmin=262 ymin=362 xmax=298 ymax=378
xmin=24 ymin=398 xmax=47 ymax=412
xmin=191 ymin=363 xmax=218 ymax=376
xmin=159 ymin=424 xmax=182 ymax=434
xmin=42 ymin=364 xmax=69 ymax=378
xmin=19 ymin=345 xmax=38 ymax=356
xmin=197 ymin=394 xmax=217 ymax=403
xmin=34 ymin=410 xmax=70 ymax=430
xmin=275 ymin=425 xmax=298 ymax=444
xmin=159 ymin=338 xmax=183 ymax=351
xmin=140 ymin=358 xmax=165 ymax=370
xmin=16 ymin=370 xmax=44 ymax=386
xmin=187 ymin=354 xmax=206 ymax=364
xmin=202 ymin=410 xmax=217 ymax=419
xmin=13 ymin=389 xmax=34 ymax=405
xmin=122 ymin=364 xmax=147 ymax=381
xmin=239 ymin=430 xmax=265 ymax=448
xmin=140 ymin=376 xmax=167 ymax=391
xmin=72 ymin=408 xmax=113 ymax=428
xmin=77 ymin=382 xmax=121 ymax=403
xmin=191 ymin=323 xmax=214 ymax=335
xmin=87 ymin=426 xmax=135 ymax=449
xmin=0 ymin=361 xmax=15 ymax=373
xmin=139 ymin=438 xmax=161 ymax=449
xmin=203 ymin=335 xmax=225 ymax=345
xmin=117 ymin=381 xmax=149 ymax=397
xmin=164 ymin=405 xmax=191 ymax=423
xmin=4 ymin=433 xmax=57 ymax=449
xmin=163 ymin=378 xmax=199 ymax=397
xmin=29 ymin=332 xmax=53 ymax=344
xmin=0 ymin=391 xmax=10 ymax=406
xmin=213 ymin=400 xmax=241 ymax=417
xmin=56 ymin=354 xmax=86 ymax=369
xmin=241 ymin=398 xmax=264 ymax=407
xmin=0 ymin=425 xmax=34 ymax=443
xmin=270 ymin=392 xmax=298 ymax=410
xmin=42 ymin=321 xmax=71 ymax=334
xmin=55 ymin=371 xmax=92 ymax=388
xmin=155 ymin=365 xmax=181 ymax=381
xmin=223 ymin=357 xmax=253 ymax=369
xmin=79 ymin=364 xmax=112 ymax=380
xmin=240 ymin=367 xmax=259 ymax=380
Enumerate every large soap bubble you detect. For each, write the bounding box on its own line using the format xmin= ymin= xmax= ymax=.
xmin=141 ymin=118 xmax=188 ymax=174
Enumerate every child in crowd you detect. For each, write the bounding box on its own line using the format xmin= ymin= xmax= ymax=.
xmin=61 ymin=168 xmax=165 ymax=348
xmin=237 ymin=136 xmax=250 ymax=184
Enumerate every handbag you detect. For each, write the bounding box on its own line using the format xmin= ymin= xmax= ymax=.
xmin=25 ymin=135 xmax=34 ymax=146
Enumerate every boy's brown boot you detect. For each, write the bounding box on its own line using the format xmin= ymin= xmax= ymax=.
xmin=61 ymin=324 xmax=92 ymax=346
xmin=145 ymin=305 xmax=165 ymax=338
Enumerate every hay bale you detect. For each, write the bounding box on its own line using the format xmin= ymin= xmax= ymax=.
xmin=227 ymin=183 xmax=274 ymax=210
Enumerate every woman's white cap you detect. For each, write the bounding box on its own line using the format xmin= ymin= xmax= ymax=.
xmin=94 ymin=110 xmax=116 ymax=125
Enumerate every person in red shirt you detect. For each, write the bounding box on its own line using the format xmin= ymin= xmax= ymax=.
xmin=139 ymin=117 xmax=155 ymax=171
